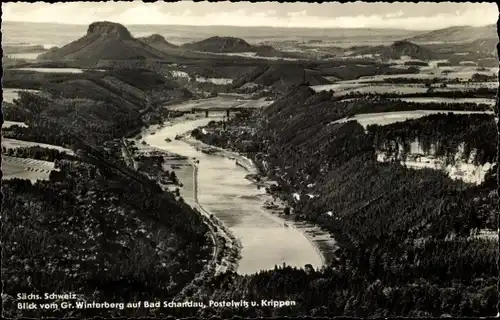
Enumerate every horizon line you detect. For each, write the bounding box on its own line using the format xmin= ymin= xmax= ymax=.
xmin=1 ymin=20 xmax=493 ymax=31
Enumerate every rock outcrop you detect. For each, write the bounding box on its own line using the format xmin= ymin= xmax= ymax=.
xmin=37 ymin=21 xmax=167 ymax=63
xmin=86 ymin=21 xmax=133 ymax=40
xmin=384 ymin=40 xmax=435 ymax=60
xmin=349 ymin=40 xmax=435 ymax=60
xmin=181 ymin=36 xmax=301 ymax=59
xmin=182 ymin=36 xmax=253 ymax=53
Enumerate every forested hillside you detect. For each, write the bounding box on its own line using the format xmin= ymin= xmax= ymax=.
xmin=2 ymin=152 xmax=212 ymax=318
xmin=36 ymin=21 xmax=168 ymax=63
xmin=368 ymin=113 xmax=497 ymax=165
xmin=190 ymin=85 xmax=498 ymax=317
xmin=2 ymin=68 xmax=186 ymax=147
xmin=2 ymin=67 xmax=212 ymax=318
xmin=3 ymin=15 xmax=498 ymax=319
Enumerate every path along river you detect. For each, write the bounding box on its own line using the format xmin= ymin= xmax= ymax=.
xmin=142 ymin=113 xmax=324 ymax=275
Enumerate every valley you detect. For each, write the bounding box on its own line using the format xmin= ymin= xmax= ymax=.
xmin=1 ymin=7 xmax=498 ymax=319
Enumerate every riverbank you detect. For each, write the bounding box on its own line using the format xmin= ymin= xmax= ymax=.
xmin=129 ymin=115 xmax=242 ymax=285
xmin=141 ymin=107 xmax=335 ymax=267
xmin=187 ymin=159 xmax=242 ymax=276
xmin=173 ymin=159 xmax=242 ymax=301
xmin=137 ymin=99 xmax=325 ymax=273
xmin=181 ymin=134 xmax=336 ymax=266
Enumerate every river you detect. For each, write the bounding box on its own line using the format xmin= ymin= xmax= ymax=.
xmin=142 ymin=115 xmax=324 ymax=275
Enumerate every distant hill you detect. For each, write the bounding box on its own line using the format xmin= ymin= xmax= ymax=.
xmin=233 ymin=64 xmax=331 ymax=91
xmin=4 ymin=45 xmax=47 ymax=54
xmin=384 ymin=40 xmax=435 ymax=60
xmin=408 ymin=24 xmax=497 ymax=43
xmin=35 ymin=22 xmax=255 ymax=64
xmin=3 ymin=68 xmax=179 ymax=111
xmin=37 ymin=21 xmax=168 ymax=63
xmin=136 ymin=33 xmax=225 ymax=60
xmin=253 ymin=45 xmax=306 ymax=59
xmin=470 ymin=38 xmax=498 ymax=56
xmin=416 ymin=36 xmax=497 ymax=63
xmin=181 ymin=36 xmax=304 ymax=59
xmin=350 ymin=40 xmax=436 ymax=60
xmin=182 ymin=36 xmax=254 ymax=53
xmin=138 ymin=34 xmax=179 ymax=51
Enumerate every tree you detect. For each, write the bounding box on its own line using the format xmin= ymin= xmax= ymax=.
xmin=170 ymin=171 xmax=178 ymax=184
xmin=459 ymin=299 xmax=474 ymax=317
xmin=13 ymin=91 xmax=51 ymax=116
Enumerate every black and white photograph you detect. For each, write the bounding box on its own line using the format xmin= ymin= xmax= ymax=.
xmin=1 ymin=1 xmax=498 ymax=318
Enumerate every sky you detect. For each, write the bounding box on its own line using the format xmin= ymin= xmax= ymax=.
xmin=2 ymin=1 xmax=498 ymax=30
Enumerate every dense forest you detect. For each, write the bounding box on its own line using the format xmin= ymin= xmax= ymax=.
xmin=1 ymin=145 xmax=76 ymax=162
xmin=336 ymin=97 xmax=493 ymax=114
xmin=252 ymin=88 xmax=493 ymax=120
xmin=3 ymin=91 xmax=145 ymax=146
xmin=2 ymin=146 xmax=214 ymax=318
xmin=190 ymin=85 xmax=498 ymax=317
xmin=2 ymin=68 xmax=177 ymax=92
xmin=2 ymin=52 xmax=497 ymax=317
xmin=316 ymin=63 xmax=420 ymax=80
xmin=1 ymin=69 xmax=215 ymax=318
xmin=375 ymin=72 xmax=497 ymax=84
xmin=330 ymin=87 xmax=497 ymax=104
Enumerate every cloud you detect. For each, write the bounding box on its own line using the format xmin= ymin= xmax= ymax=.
xmin=181 ymin=9 xmax=192 ymax=17
xmin=254 ymin=11 xmax=269 ymax=18
xmin=2 ymin=2 xmax=497 ymax=30
xmin=287 ymin=10 xmax=308 ymax=18
xmin=385 ymin=11 xmax=404 ymax=19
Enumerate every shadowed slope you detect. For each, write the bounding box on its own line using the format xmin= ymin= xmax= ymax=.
xmin=37 ymin=21 xmax=168 ymax=63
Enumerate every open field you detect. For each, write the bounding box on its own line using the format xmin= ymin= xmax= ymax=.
xmin=312 ymin=85 xmax=498 ymax=98
xmin=312 ymin=80 xmax=498 ymax=94
xmin=3 ymin=88 xmax=41 ymax=103
xmin=2 ymin=138 xmax=74 ymax=154
xmin=333 ymin=85 xmax=429 ymax=96
xmin=213 ymin=51 xmax=300 ymax=61
xmin=356 ymin=68 xmax=496 ymax=82
xmin=5 ymin=52 xmax=45 ymax=60
xmin=195 ymin=76 xmax=233 ymax=85
xmin=315 ymin=79 xmax=498 ymax=89
xmin=2 ymin=155 xmax=55 ymax=181
xmin=331 ymin=110 xmax=495 ymax=128
xmin=311 ymin=62 xmax=498 ymax=104
xmin=396 ymin=97 xmax=496 ymax=106
xmin=3 ymin=121 xmax=28 ymax=128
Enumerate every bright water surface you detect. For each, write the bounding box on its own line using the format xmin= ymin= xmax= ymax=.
xmin=143 ymin=116 xmax=323 ymax=275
